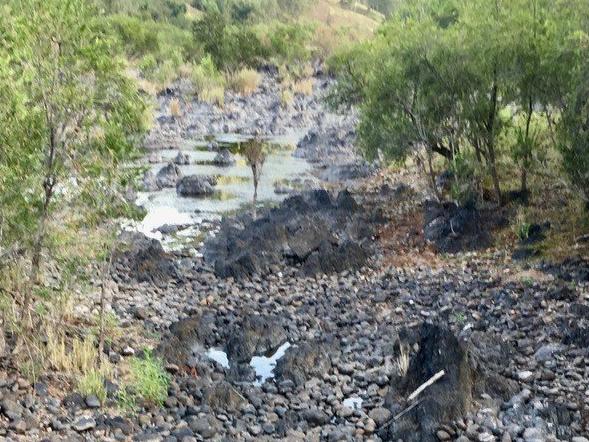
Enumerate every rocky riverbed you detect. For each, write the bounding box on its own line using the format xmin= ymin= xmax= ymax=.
xmin=1 ymin=73 xmax=588 ymax=442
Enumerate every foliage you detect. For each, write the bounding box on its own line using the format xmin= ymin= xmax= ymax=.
xmin=266 ymin=23 xmax=314 ymax=65
xmin=0 ymin=0 xmax=146 ymax=296
xmin=329 ymin=0 xmax=589 ymax=205
xmin=559 ymin=61 xmax=589 ymax=203
xmin=192 ymin=55 xmax=226 ymax=105
xmin=78 ymin=368 xmax=109 ymax=404
xmin=193 ymin=11 xmax=268 ymax=70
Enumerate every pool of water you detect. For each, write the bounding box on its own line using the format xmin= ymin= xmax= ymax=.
xmin=135 ymin=132 xmax=313 ymax=239
xmin=343 ymin=397 xmax=363 ymax=409
xmin=202 ymin=342 xmax=292 ymax=386
xmin=250 ymin=342 xmax=291 ymax=386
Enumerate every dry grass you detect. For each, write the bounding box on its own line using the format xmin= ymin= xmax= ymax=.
xmin=293 ymin=78 xmax=314 ymax=96
xmin=137 ymin=78 xmax=160 ymax=96
xmin=227 ymin=68 xmax=261 ymax=95
xmin=280 ymin=88 xmax=294 ymax=108
xmin=178 ymin=63 xmax=193 ymax=78
xmin=200 ymin=86 xmax=225 ymax=107
xmin=169 ymin=98 xmax=181 ymax=117
xmin=46 ymin=331 xmax=97 ymax=375
xmin=394 ymin=345 xmax=410 ymax=377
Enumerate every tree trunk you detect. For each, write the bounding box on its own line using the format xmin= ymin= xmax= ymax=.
xmin=26 ymin=125 xmax=57 ymax=315
xmin=426 ymin=149 xmax=442 ymax=201
xmin=486 ymin=70 xmax=503 ymax=205
xmin=98 ymin=241 xmax=116 ymax=367
xmin=521 ymin=96 xmax=533 ymax=196
xmin=252 ymin=177 xmax=258 ymax=219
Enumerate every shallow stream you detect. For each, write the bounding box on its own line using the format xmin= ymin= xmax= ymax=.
xmin=134 ymin=132 xmax=313 ymax=243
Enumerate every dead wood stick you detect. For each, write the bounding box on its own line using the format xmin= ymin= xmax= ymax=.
xmin=407 ymin=369 xmax=445 ymax=402
xmin=379 ymin=398 xmax=424 ymax=430
xmin=378 ymin=370 xmax=446 ymax=431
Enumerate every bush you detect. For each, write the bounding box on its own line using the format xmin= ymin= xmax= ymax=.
xmin=78 ymin=369 xmax=109 ymax=404
xmin=109 ymin=15 xmax=160 ymax=57
xmin=293 ymin=78 xmax=314 ymax=96
xmin=193 ymin=11 xmax=267 ymax=69
xmin=267 ymin=23 xmax=313 ymax=64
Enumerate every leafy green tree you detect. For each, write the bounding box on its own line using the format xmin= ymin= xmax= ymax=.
xmin=0 ymin=0 xmax=145 ymax=310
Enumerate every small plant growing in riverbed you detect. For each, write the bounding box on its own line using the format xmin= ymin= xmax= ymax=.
xmin=240 ymin=138 xmax=267 ymax=219
xmin=126 ymin=350 xmax=170 ymax=406
xmin=78 ymin=368 xmax=110 ymax=404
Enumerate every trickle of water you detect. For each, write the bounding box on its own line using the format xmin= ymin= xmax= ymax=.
xmin=250 ymin=342 xmax=291 ymax=386
xmin=343 ymin=397 xmax=363 ymax=409
xmin=205 ymin=348 xmax=230 ymax=369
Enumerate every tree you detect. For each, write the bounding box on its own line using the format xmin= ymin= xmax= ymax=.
xmin=240 ymin=138 xmax=267 ymax=218
xmin=0 ymin=0 xmax=145 ymax=312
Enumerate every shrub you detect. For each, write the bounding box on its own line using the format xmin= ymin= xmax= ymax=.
xmin=193 ymin=11 xmax=267 ymax=69
xmin=47 ymin=332 xmax=97 ymax=375
xmin=201 ymin=86 xmax=225 ymax=107
xmin=227 ymin=68 xmax=261 ymax=95
xmin=267 ymin=22 xmax=313 ymax=65
xmin=109 ymin=15 xmax=160 ymax=57
xmin=560 ymin=72 xmax=589 ymax=205
xmin=280 ymin=88 xmax=293 ymax=108
xmin=138 ymin=54 xmax=158 ymax=76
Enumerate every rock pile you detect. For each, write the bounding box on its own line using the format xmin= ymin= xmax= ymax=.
xmin=204 ymin=189 xmax=377 ymax=278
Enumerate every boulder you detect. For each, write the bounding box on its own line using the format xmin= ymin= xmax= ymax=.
xmin=225 ymin=315 xmax=287 ymax=363
xmin=156 ymin=162 xmax=182 ymax=188
xmin=176 ymin=175 xmax=217 ymax=197
xmin=114 ymin=231 xmax=181 ymax=287
xmin=423 ymin=200 xmax=491 ymax=253
xmin=142 ymin=170 xmax=160 ymax=192
xmin=212 ymin=149 xmax=236 ymax=167
xmin=174 ymin=150 xmax=190 ymax=165
xmin=205 ymin=190 xmax=375 ymax=278
xmin=381 ymin=324 xmax=517 ymax=442
xmin=275 ymin=340 xmax=332 ymax=387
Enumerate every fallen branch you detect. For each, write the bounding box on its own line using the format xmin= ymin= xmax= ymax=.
xmin=377 ymin=369 xmax=446 ymax=431
xmin=407 ymin=369 xmax=445 ymax=402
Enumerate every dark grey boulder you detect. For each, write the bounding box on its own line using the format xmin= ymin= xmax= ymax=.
xmin=174 ymin=150 xmax=190 ymax=165
xmin=156 ymin=162 xmax=182 ymax=188
xmin=423 ymin=200 xmax=491 ymax=253
xmin=176 ymin=175 xmax=217 ymax=197
xmin=114 ymin=231 xmax=181 ymax=287
xmin=142 ymin=170 xmax=160 ymax=192
xmin=275 ymin=340 xmax=332 ymax=387
xmin=205 ymin=190 xmax=376 ymax=278
xmin=381 ymin=324 xmax=517 ymax=442
xmin=225 ymin=315 xmax=287 ymax=363
xmin=212 ymin=149 xmax=236 ymax=167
